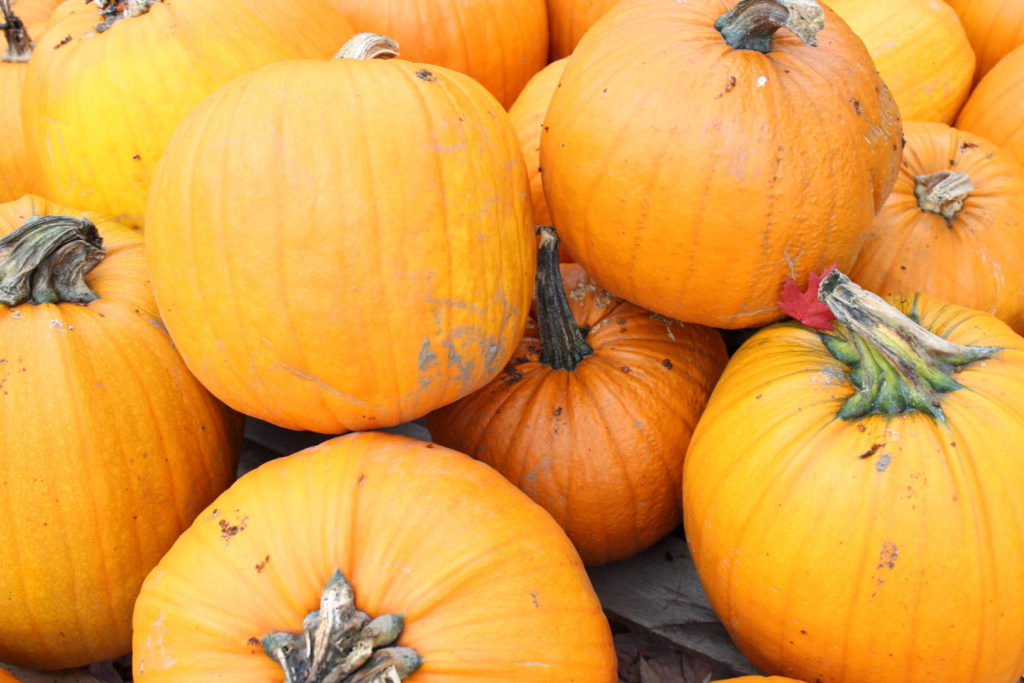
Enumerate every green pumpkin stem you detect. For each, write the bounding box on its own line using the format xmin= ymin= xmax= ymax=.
xmin=914 ymin=170 xmax=973 ymax=223
xmin=334 ymin=33 xmax=400 ymax=61
xmin=0 ymin=0 xmax=32 ymax=62
xmin=818 ymin=270 xmax=1000 ymax=421
xmin=262 ymin=569 xmax=422 ymax=683
xmin=535 ymin=226 xmax=593 ymax=371
xmin=716 ymin=0 xmax=824 ymax=53
xmin=0 ymin=215 xmax=105 ymax=306
xmin=93 ymin=0 xmax=159 ymax=32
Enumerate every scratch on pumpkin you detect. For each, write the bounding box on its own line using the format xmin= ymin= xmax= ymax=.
xmin=279 ymin=364 xmax=373 ymax=407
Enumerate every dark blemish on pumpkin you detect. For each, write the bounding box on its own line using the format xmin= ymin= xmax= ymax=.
xmin=850 ymin=98 xmax=861 ymax=115
xmin=876 ymin=541 xmax=898 ymax=569
xmin=800 ymin=630 xmax=808 ymax=635
xmin=54 ymin=34 xmax=72 ymax=49
xmin=415 ymin=69 xmax=436 ymax=82
xmin=620 ymin=366 xmax=631 ymax=373
xmin=715 ymin=76 xmax=737 ymax=99
xmin=530 ymin=592 xmax=539 ymax=608
xmin=542 ymin=125 xmax=549 ymax=132
xmin=858 ymin=442 xmax=884 ymax=460
xmin=900 ymin=265 xmax=907 ymax=270
xmin=875 ymin=452 xmax=892 ymax=472
xmin=132 ymin=154 xmax=141 ymax=161
xmin=987 ymin=153 xmax=994 ymax=159
xmin=949 ymin=158 xmax=957 ymax=166
xmin=418 ymin=339 xmax=438 ymax=371
xmin=616 ymin=317 xmax=626 ymax=325
xmin=857 ymin=424 xmax=867 ymax=432
xmin=959 ymin=141 xmax=978 ymax=151
xmin=210 ymin=509 xmax=219 ymax=518
xmin=219 ymin=515 xmax=248 ymax=541
xmin=425 ymin=443 xmax=435 ymax=449
xmin=755 ymin=394 xmax=762 ymax=399
xmin=662 ymin=358 xmax=673 ymax=370
xmin=255 ymin=555 xmax=270 ymax=573
xmin=553 ymin=406 xmax=562 ymax=416
xmin=357 ymin=474 xmax=366 ymax=486
xmin=503 ymin=365 xmax=525 ymax=384
xmin=247 ymin=637 xmax=260 ymax=651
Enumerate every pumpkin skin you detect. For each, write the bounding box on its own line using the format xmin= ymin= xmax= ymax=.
xmin=540 ymin=0 xmax=902 ymax=329
xmin=329 ymin=0 xmax=547 ymax=108
xmin=145 ymin=48 xmax=534 ymax=433
xmin=131 ymin=431 xmax=617 ymax=681
xmin=547 ymin=0 xmax=619 ymax=59
xmin=849 ymin=121 xmax=1024 ymax=335
xmin=0 ymin=195 xmax=241 ymax=669
xmin=427 ymin=238 xmax=728 ymax=565
xmin=945 ymin=0 xmax=1024 ymax=82
xmin=683 ymin=293 xmax=1024 ymax=682
xmin=717 ymin=678 xmax=806 ymax=682
xmin=956 ymin=45 xmax=1024 ymax=167
xmin=828 ymin=0 xmax=973 ymax=123
xmin=21 ymin=0 xmax=355 ymax=227
xmin=0 ymin=670 xmax=17 ymax=682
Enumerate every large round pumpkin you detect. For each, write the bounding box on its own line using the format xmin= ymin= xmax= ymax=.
xmin=21 ymin=0 xmax=354 ymax=227
xmin=828 ymin=0 xmax=974 ymax=123
xmin=945 ymin=0 xmax=1024 ymax=83
xmin=0 ymin=195 xmax=241 ymax=668
xmin=546 ymin=0 xmax=619 ymax=59
xmin=330 ymin=0 xmax=547 ymax=107
xmin=849 ymin=121 xmax=1024 ymax=334
xmin=131 ymin=431 xmax=617 ymax=681
xmin=145 ymin=35 xmax=535 ymax=433
xmin=541 ymin=0 xmax=902 ymax=329
xmin=683 ymin=271 xmax=1024 ymax=682
xmin=428 ymin=227 xmax=728 ymax=565
xmin=956 ymin=45 xmax=1024 ymax=167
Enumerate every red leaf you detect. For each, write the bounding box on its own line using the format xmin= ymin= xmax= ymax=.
xmin=778 ymin=264 xmax=837 ymax=331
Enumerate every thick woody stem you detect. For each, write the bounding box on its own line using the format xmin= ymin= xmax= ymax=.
xmin=0 ymin=0 xmax=31 ymax=62
xmin=535 ymin=226 xmax=593 ymax=371
xmin=93 ymin=0 xmax=159 ymax=32
xmin=334 ymin=33 xmax=400 ymax=60
xmin=0 ymin=216 xmax=105 ymax=306
xmin=715 ymin=0 xmax=825 ymax=53
xmin=914 ymin=170 xmax=973 ymax=222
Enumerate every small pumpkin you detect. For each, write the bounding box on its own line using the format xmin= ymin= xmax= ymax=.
xmin=428 ymin=227 xmax=727 ymax=565
xmin=541 ymin=0 xmax=902 ymax=328
xmin=828 ymin=0 xmax=974 ymax=123
xmin=683 ymin=270 xmax=1024 ymax=682
xmin=546 ymin=0 xmax=619 ymax=59
xmin=145 ymin=34 xmax=534 ymax=433
xmin=0 ymin=195 xmax=241 ymax=669
xmin=956 ymin=45 xmax=1024 ymax=167
xmin=849 ymin=121 xmax=1024 ymax=334
xmin=131 ymin=431 xmax=617 ymax=681
xmin=21 ymin=0 xmax=355 ymax=227
xmin=330 ymin=0 xmax=547 ymax=107
xmin=945 ymin=0 xmax=1024 ymax=82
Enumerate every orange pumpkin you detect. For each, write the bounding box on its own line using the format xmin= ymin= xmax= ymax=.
xmin=945 ymin=0 xmax=1024 ymax=82
xmin=330 ymin=0 xmax=547 ymax=107
xmin=717 ymin=678 xmax=805 ymax=682
xmin=0 ymin=195 xmax=241 ymax=669
xmin=828 ymin=0 xmax=974 ymax=123
xmin=546 ymin=0 xmax=619 ymax=59
xmin=0 ymin=670 xmax=17 ymax=682
xmin=541 ymin=0 xmax=902 ymax=329
xmin=145 ymin=35 xmax=534 ymax=434
xmin=684 ymin=271 xmax=1024 ymax=682
xmin=428 ymin=227 xmax=727 ymax=565
xmin=21 ymin=0 xmax=354 ymax=227
xmin=131 ymin=431 xmax=617 ymax=681
xmin=849 ymin=121 xmax=1024 ymax=334
xmin=956 ymin=45 xmax=1024 ymax=167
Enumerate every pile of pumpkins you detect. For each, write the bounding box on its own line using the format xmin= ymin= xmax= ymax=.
xmin=2 ymin=0 xmax=1024 ymax=680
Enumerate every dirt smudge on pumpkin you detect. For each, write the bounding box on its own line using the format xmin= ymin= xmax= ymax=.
xmin=255 ymin=555 xmax=270 ymax=573
xmin=850 ymin=98 xmax=862 ymax=115
xmin=416 ymin=69 xmax=436 ymax=82
xmin=662 ymin=359 xmax=673 ymax=370
xmin=53 ymin=34 xmax=72 ymax=49
xmin=218 ymin=514 xmax=248 ymax=541
xmin=715 ymin=76 xmax=737 ymax=99
xmin=418 ymin=339 xmax=439 ymax=372
xmin=874 ymin=452 xmax=892 ymax=472
xmin=857 ymin=442 xmax=885 ymax=460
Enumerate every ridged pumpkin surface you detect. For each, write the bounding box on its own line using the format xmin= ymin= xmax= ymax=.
xmin=132 ymin=431 xmax=617 ymax=681
xmin=945 ymin=0 xmax=1024 ymax=82
xmin=546 ymin=0 xmax=619 ymax=59
xmin=849 ymin=121 xmax=1024 ymax=334
xmin=21 ymin=0 xmax=354 ymax=227
xmin=829 ymin=0 xmax=974 ymax=123
xmin=330 ymin=0 xmax=547 ymax=107
xmin=541 ymin=0 xmax=902 ymax=328
xmin=956 ymin=45 xmax=1024 ymax=167
xmin=0 ymin=196 xmax=241 ymax=669
xmin=145 ymin=53 xmax=534 ymax=433
xmin=683 ymin=294 xmax=1024 ymax=682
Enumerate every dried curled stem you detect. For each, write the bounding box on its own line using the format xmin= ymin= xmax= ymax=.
xmin=716 ymin=0 xmax=825 ymax=53
xmin=0 ymin=215 xmax=105 ymax=307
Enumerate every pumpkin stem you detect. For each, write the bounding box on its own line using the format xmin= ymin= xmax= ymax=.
xmin=92 ymin=0 xmax=159 ymax=32
xmin=536 ymin=226 xmax=594 ymax=371
xmin=914 ymin=170 xmax=973 ymax=223
xmin=817 ymin=270 xmax=1000 ymax=421
xmin=334 ymin=33 xmax=400 ymax=60
xmin=0 ymin=0 xmax=31 ymax=62
xmin=0 ymin=215 xmax=105 ymax=307
xmin=716 ymin=0 xmax=824 ymax=53
xmin=262 ymin=569 xmax=422 ymax=683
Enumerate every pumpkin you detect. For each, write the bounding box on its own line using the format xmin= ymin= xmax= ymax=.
xmin=0 ymin=670 xmax=17 ymax=682
xmin=508 ymin=58 xmax=568 ymax=244
xmin=329 ymin=0 xmax=547 ymax=108
xmin=428 ymin=227 xmax=727 ymax=565
xmin=131 ymin=431 xmax=617 ymax=681
xmin=0 ymin=195 xmax=241 ymax=669
xmin=540 ymin=0 xmax=902 ymax=329
xmin=945 ymin=0 xmax=1024 ymax=83
xmin=21 ymin=0 xmax=355 ymax=227
xmin=547 ymin=0 xmax=619 ymax=59
xmin=145 ymin=34 xmax=534 ymax=434
xmin=717 ymin=678 xmax=806 ymax=682
xmin=683 ymin=270 xmax=1024 ymax=682
xmin=956 ymin=45 xmax=1024 ymax=167
xmin=828 ymin=0 xmax=973 ymax=123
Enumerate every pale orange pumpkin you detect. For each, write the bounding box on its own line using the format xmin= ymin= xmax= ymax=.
xmin=849 ymin=121 xmax=1024 ymax=334
xmin=145 ymin=35 xmax=534 ymax=433
xmin=131 ymin=431 xmax=617 ymax=681
xmin=945 ymin=0 xmax=1024 ymax=82
xmin=330 ymin=0 xmax=547 ymax=107
xmin=829 ymin=0 xmax=974 ymax=123
xmin=0 ymin=195 xmax=241 ymax=669
xmin=21 ymin=0 xmax=354 ymax=227
xmin=956 ymin=45 xmax=1024 ymax=167
xmin=546 ymin=0 xmax=619 ymax=59
xmin=541 ymin=0 xmax=902 ymax=328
